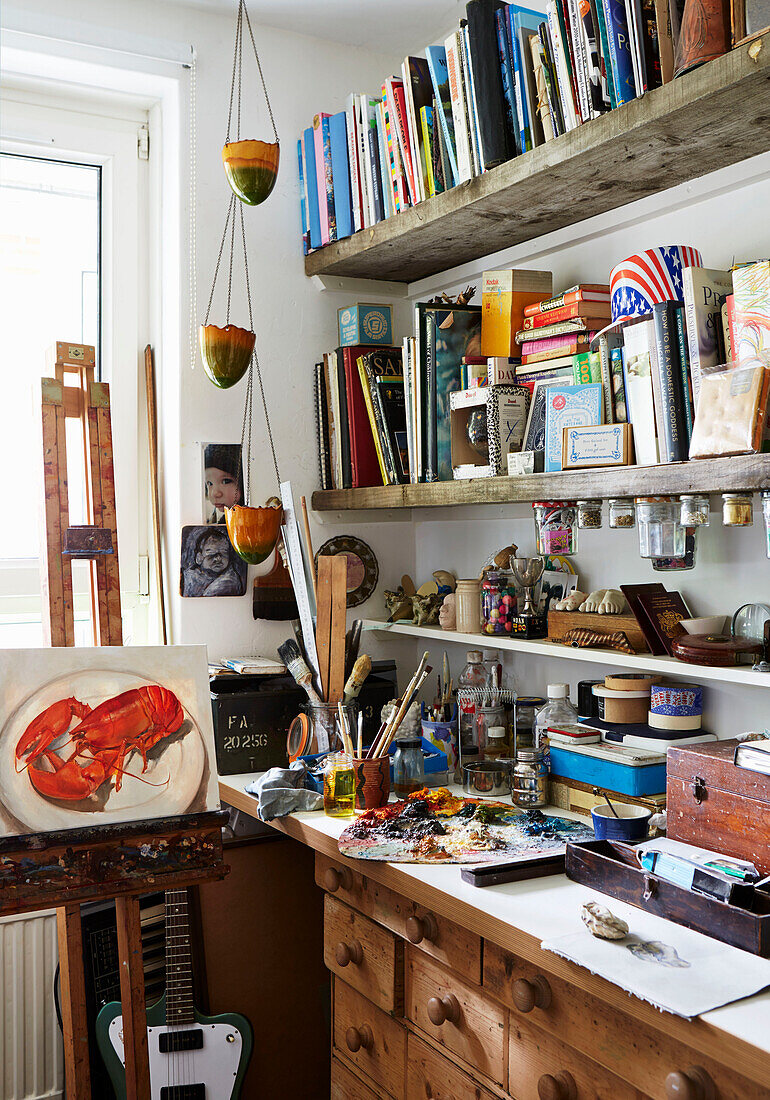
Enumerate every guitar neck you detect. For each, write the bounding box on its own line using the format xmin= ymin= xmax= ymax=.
xmin=165 ymin=888 xmax=195 ymax=1025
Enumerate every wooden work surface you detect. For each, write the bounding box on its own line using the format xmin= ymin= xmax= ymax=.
xmin=305 ymin=35 xmax=770 ymax=283
xmin=220 ymin=774 xmax=770 ymax=1088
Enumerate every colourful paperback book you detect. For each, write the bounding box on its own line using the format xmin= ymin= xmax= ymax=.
xmin=312 ymin=112 xmax=334 ymax=244
xmin=329 ymin=111 xmax=353 ymax=239
xmin=425 ymin=45 xmax=459 ymax=186
xmin=302 ymin=126 xmax=321 ymax=250
xmin=544 ymin=383 xmax=604 ymax=471
xmin=297 ymin=138 xmax=309 ymax=256
xmin=681 ymin=266 xmax=732 ymax=408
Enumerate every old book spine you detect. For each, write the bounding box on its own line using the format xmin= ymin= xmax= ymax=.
xmin=651 ymin=301 xmax=688 ymax=463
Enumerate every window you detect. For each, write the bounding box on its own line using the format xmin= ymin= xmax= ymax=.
xmin=0 ymin=86 xmax=150 ymax=645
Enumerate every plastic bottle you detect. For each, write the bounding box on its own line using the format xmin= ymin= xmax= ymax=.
xmin=457 ymin=649 xmax=487 ymax=757
xmin=533 ymin=684 xmax=578 ymax=770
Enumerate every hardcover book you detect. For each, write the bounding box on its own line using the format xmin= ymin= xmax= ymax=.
xmin=402 ymin=56 xmax=433 ymax=203
xmin=302 ymin=126 xmax=322 ymax=250
xmin=681 ymin=266 xmax=732 ymax=408
xmin=635 ymin=589 xmax=690 ymax=657
xmin=312 ymin=112 xmax=334 ymax=244
xmin=340 ymin=344 xmax=400 ymax=488
xmin=466 ymin=0 xmax=515 ymax=168
xmin=620 ymin=582 xmax=669 ymax=655
xmin=651 ymin=300 xmax=688 ymax=463
xmin=344 ymin=94 xmax=363 ymax=232
xmin=543 ymin=383 xmax=604 ymax=470
xmin=297 ymin=139 xmax=309 ymax=255
xmin=329 ymin=111 xmax=353 ymax=240
xmin=622 ymin=318 xmax=659 ymax=465
xmin=425 ymin=45 xmax=459 ymax=186
xmin=445 ymin=32 xmax=474 ymax=182
xmin=461 ymin=22 xmax=483 ymax=176
xmin=496 ymin=7 xmax=522 ymax=155
xmin=732 ymin=260 xmax=770 ymax=364
xmin=521 ymin=332 xmax=596 ymax=361
xmin=482 ymin=268 xmax=553 ymax=356
xmin=427 ymin=305 xmax=483 ymax=480
xmin=523 ymin=302 xmax=612 ymax=329
xmin=525 ymin=284 xmax=610 ymax=315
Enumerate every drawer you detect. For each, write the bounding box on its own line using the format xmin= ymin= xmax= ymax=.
xmin=324 ymin=894 xmax=404 ymax=1014
xmin=509 ymin=1011 xmax=645 ymax=1100
xmin=407 ymin=1034 xmax=499 ymax=1100
xmin=332 ymin=1055 xmax=394 ymax=1100
xmin=484 ymin=942 xmax=767 ymax=1100
xmin=405 ymin=946 xmax=507 ymax=1091
xmin=317 ymin=853 xmax=482 ymax=983
xmin=333 ymin=977 xmax=406 ymax=1100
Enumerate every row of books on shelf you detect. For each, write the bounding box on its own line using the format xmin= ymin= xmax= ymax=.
xmin=314 ymin=260 xmax=770 ymax=489
xmin=298 ymin=0 xmax=699 ymax=252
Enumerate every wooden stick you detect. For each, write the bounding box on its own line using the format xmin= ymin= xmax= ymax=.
xmin=375 ymin=666 xmax=432 ymax=758
xmin=315 ymin=555 xmax=333 ymax=701
xmin=144 ymin=346 xmax=168 ymax=645
xmin=357 ymin=712 xmax=363 ymax=759
xmin=327 ymin=554 xmax=348 ymax=703
xmin=57 ymin=905 xmax=91 ymax=1099
xmin=115 ymin=896 xmax=151 ymax=1099
xmin=299 ymin=495 xmax=317 ymax=601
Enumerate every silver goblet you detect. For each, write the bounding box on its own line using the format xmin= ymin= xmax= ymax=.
xmin=511 ymin=556 xmax=545 ymax=617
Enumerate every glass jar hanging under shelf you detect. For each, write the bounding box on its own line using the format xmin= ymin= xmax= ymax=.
xmin=577 ymin=499 xmax=602 ymax=529
xmin=634 ymin=497 xmax=685 ymax=558
xmin=608 ymin=498 xmax=635 ymax=529
xmin=722 ymin=492 xmax=754 ymax=527
xmin=533 ymin=501 xmax=578 ymax=555
xmin=680 ymin=494 xmax=710 ymax=527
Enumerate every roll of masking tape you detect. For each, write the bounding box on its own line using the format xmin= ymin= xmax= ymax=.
xmin=609 ymin=246 xmax=703 ymax=324
xmin=648 ymin=711 xmax=703 ymax=731
xmin=650 ymin=682 xmax=703 ymax=718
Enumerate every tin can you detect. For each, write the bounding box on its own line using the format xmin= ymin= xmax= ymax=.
xmin=512 ymin=748 xmax=548 ymax=809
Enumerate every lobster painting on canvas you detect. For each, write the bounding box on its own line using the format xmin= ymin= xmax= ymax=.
xmin=0 ymin=645 xmax=219 ymax=838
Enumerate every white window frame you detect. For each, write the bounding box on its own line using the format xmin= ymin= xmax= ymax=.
xmin=0 ymin=84 xmax=150 ymax=639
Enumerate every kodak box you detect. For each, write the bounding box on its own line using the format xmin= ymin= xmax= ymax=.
xmin=338 ymin=303 xmax=393 ymax=347
xmin=481 ymin=269 xmax=552 ymax=357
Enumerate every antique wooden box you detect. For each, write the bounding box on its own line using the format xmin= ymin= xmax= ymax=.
xmin=667 ymin=740 xmax=770 ymax=875
xmin=547 ymin=610 xmax=650 ymax=653
xmin=566 ymin=839 xmax=770 ymax=955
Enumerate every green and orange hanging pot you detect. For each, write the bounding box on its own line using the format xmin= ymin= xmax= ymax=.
xmin=199 ymin=322 xmax=255 ymax=389
xmin=222 ymin=0 xmax=280 ymax=207
xmin=225 ymin=498 xmax=283 ymax=565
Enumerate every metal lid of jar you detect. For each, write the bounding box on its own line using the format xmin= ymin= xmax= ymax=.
xmin=533 ymin=500 xmax=577 ymax=508
xmin=634 ymin=495 xmax=675 ymax=503
xmin=609 ymin=497 xmax=634 ymax=504
xmin=516 ymin=748 xmax=544 ymax=762
xmin=395 ymin=737 xmax=422 ymax=749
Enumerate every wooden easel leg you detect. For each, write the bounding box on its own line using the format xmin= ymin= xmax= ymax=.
xmin=116 ymin=895 xmax=151 ymax=1099
xmin=56 ymin=904 xmax=91 ymax=1100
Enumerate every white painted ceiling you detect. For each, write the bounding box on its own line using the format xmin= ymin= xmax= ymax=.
xmin=160 ymin=0 xmax=465 ymax=53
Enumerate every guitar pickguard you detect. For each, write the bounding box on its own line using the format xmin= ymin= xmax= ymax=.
xmin=108 ymin=1017 xmax=244 ymax=1100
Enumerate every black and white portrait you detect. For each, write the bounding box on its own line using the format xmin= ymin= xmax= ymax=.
xmin=202 ymin=442 xmax=244 ymax=524
xmin=180 ymin=525 xmax=247 ymax=597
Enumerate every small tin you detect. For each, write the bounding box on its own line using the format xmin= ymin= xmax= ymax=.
xmin=462 ymin=759 xmax=512 ymax=795
xmin=512 ymin=748 xmax=548 ymax=808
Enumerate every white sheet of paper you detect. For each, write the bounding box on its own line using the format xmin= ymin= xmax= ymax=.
xmin=543 ymin=901 xmax=770 ymax=1018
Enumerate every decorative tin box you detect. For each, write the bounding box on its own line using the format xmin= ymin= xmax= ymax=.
xmin=337 ymin=303 xmax=393 ymax=347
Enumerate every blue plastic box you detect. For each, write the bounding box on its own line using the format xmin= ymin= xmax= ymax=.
xmin=337 ymin=303 xmax=393 ymax=347
xmin=549 ymin=745 xmax=666 ymax=796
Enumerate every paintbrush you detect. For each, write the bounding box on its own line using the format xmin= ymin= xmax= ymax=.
xmin=369 ymin=652 xmax=430 ymax=758
xmin=277 ymin=639 xmax=322 ymax=706
xmin=343 ymin=654 xmax=372 ymax=703
xmin=344 ymin=620 xmax=363 ymax=679
xmin=374 ymin=665 xmax=433 ymax=758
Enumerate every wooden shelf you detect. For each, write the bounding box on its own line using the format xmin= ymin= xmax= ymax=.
xmin=362 ymin=619 xmax=770 ymax=687
xmin=312 ymin=454 xmax=770 ymax=511
xmin=304 ymin=37 xmax=770 ymax=283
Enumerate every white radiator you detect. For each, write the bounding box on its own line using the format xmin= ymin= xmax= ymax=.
xmin=0 ymin=910 xmax=63 ymax=1100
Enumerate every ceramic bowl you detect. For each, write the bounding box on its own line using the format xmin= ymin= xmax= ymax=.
xmin=591 ymin=803 xmax=651 ymax=842
xmin=680 ymin=616 xmax=726 ymax=635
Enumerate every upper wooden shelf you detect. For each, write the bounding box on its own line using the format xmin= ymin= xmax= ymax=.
xmin=311 ymin=454 xmax=770 ymax=510
xmin=304 ymin=37 xmax=770 ymax=284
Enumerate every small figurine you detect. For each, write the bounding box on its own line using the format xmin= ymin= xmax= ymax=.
xmin=432 ymin=570 xmax=457 ymax=595
xmin=580 ymin=588 xmax=627 ymax=614
xmin=439 ymin=592 xmax=457 ymax=631
xmin=384 ymin=586 xmax=413 ymax=622
xmin=552 ymin=589 xmax=588 ymax=611
xmin=412 ymin=592 xmax=442 ymax=626
xmin=562 ymin=628 xmax=635 ymax=654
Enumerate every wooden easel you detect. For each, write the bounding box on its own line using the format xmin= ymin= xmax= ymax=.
xmin=28 ymin=341 xmax=227 ymax=1097
xmin=39 ymin=340 xmax=122 ymax=647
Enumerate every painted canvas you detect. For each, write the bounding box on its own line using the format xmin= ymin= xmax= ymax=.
xmin=202 ymin=442 xmax=244 ymax=524
xmin=0 ymin=645 xmax=219 ymax=838
xmin=180 ymin=525 xmax=247 ymax=597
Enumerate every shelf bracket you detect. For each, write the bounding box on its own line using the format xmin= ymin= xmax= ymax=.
xmin=309 ymin=275 xmax=408 ymax=298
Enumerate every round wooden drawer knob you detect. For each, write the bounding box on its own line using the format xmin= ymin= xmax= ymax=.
xmin=538 ymin=1070 xmax=577 ymax=1100
xmin=665 ymin=1067 xmax=716 ymax=1100
xmin=405 ymin=913 xmax=438 ymax=944
xmin=325 ymin=866 xmax=352 ymax=893
xmin=427 ymin=993 xmax=461 ymax=1026
xmin=512 ymin=975 xmax=552 ymax=1013
xmin=345 ymin=1024 xmax=373 ymax=1053
xmin=335 ymin=939 xmax=363 ymax=967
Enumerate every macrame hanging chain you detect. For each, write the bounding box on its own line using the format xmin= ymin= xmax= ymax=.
xmin=225 ymin=0 xmax=279 ymax=146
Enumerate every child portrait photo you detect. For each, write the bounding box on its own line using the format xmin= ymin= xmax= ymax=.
xmin=180 ymin=525 xmax=247 ymax=597
xmin=202 ymin=442 xmax=244 ymax=524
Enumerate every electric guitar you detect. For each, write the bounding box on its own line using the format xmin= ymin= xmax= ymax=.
xmin=96 ymin=888 xmax=252 ymax=1100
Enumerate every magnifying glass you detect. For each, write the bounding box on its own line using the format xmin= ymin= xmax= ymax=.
xmin=287 ymin=712 xmax=312 ymax=762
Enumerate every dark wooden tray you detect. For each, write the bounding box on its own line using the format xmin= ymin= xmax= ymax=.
xmin=460 ymin=852 xmax=566 ymax=887
xmin=566 ymin=839 xmax=770 ymax=956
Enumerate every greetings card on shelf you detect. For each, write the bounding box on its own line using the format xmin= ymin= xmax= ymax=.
xmin=543 ymin=383 xmax=603 ymax=470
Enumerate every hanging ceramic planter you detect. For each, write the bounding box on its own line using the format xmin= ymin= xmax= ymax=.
xmin=199 ymin=322 xmax=255 ymax=389
xmin=223 ymin=0 xmax=280 ymax=207
xmin=225 ymin=498 xmax=283 ymax=565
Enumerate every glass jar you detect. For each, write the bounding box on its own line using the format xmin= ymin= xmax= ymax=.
xmin=481 ymin=570 xmax=517 ymax=636
xmin=392 ymin=738 xmax=425 ymax=797
xmin=679 ymin=494 xmax=710 ymax=526
xmin=634 ymin=497 xmax=685 ymax=559
xmin=762 ymin=492 xmax=770 ymax=558
xmin=533 ymin=501 xmax=578 ymax=555
xmin=514 ymin=696 xmax=546 ymax=750
xmin=608 ymin=498 xmax=635 ymax=529
xmin=534 ymin=684 xmax=578 ymax=771
xmin=457 ymin=650 xmax=487 ymax=755
xmin=323 ymin=752 xmax=355 ymax=817
xmin=512 ymin=748 xmax=548 ymax=809
xmin=455 ymin=578 xmax=482 ymax=633
xmin=652 ymin=528 xmax=698 ymax=571
xmin=484 ymin=725 xmax=508 ymax=760
xmin=476 ymin=703 xmax=506 ymax=754
xmin=722 ymin=492 xmax=754 ymax=527
xmin=577 ymin=499 xmax=602 ymax=529
xmin=307 ymin=701 xmax=358 ymax=755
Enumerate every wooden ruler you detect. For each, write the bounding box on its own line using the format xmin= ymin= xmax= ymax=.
xmin=315 ymin=555 xmax=333 ymax=701
xmin=327 ymin=554 xmax=348 ymax=704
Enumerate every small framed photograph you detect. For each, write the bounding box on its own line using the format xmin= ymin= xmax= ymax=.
xmin=538 ymin=570 xmax=579 ymax=612
xmin=202 ymin=443 xmax=244 ymax=524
